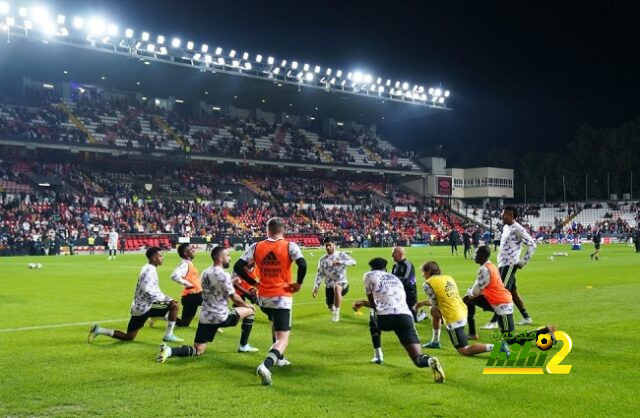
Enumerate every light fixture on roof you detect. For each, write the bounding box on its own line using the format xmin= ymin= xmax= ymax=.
xmin=291 ymin=61 xmax=298 ymax=70
xmin=175 ymin=99 xmax=184 ymax=103
xmin=438 ymin=97 xmax=445 ymax=103
xmin=107 ymin=24 xmax=118 ymax=36
xmin=336 ymin=70 xmax=342 ymax=77
xmin=18 ymin=7 xmax=27 ymax=17
xmin=42 ymin=83 xmax=54 ymax=89
xmin=303 ymin=63 xmax=309 ymax=71
xmin=244 ymin=62 xmax=251 ymax=70
xmin=0 ymin=2 xmax=8 ymax=15
xmin=186 ymin=40 xmax=194 ymax=50
xmin=201 ymin=43 xmax=208 ymax=52
xmin=193 ymin=53 xmax=201 ymax=60
xmin=402 ymin=82 xmax=409 ymax=90
xmin=215 ymin=47 xmax=222 ymax=55
xmin=146 ymin=43 xmax=155 ymax=53
xmin=228 ymin=49 xmax=236 ymax=58
xmin=434 ymin=88 xmax=442 ymax=96
xmin=217 ymin=57 xmax=224 ymax=65
xmin=444 ymin=90 xmax=450 ymax=97
xmin=171 ymin=38 xmax=180 ymax=48
xmin=204 ymin=54 xmax=212 ymax=63
xmin=314 ymin=65 xmax=321 ymax=74
xmin=428 ymin=87 xmax=434 ymax=95
xmin=267 ymin=56 xmax=275 ymax=65
xmin=24 ymin=20 xmax=32 ymax=29
xmin=56 ymin=14 xmax=65 ymax=24
xmin=305 ymin=72 xmax=313 ymax=81
xmin=73 ymin=16 xmax=84 ymax=29
xmin=273 ymin=67 xmax=280 ymax=74
xmin=125 ymin=28 xmax=133 ymax=38
xmin=6 ymin=15 xmax=14 ymax=26
xmin=141 ymin=31 xmax=149 ymax=41
xmin=157 ymin=35 xmax=164 ymax=44
xmin=364 ymin=74 xmax=372 ymax=83
xmin=256 ymin=54 xmax=262 ymax=63
xmin=242 ymin=52 xmax=249 ymax=60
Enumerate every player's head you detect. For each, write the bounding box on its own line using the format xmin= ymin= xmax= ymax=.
xmin=368 ymin=257 xmax=388 ymax=272
xmin=323 ymin=236 xmax=335 ymax=254
xmin=421 ymin=261 xmax=441 ymax=279
xmin=146 ymin=246 xmax=163 ymax=266
xmin=392 ymin=246 xmax=405 ymax=262
xmin=177 ymin=243 xmax=195 ymax=260
xmin=502 ymin=206 xmax=518 ymax=225
xmin=475 ymin=245 xmax=491 ymax=265
xmin=211 ymin=245 xmax=230 ymax=268
xmin=266 ymin=217 xmax=285 ymax=238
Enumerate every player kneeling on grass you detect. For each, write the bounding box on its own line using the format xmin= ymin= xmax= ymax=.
xmin=88 ymin=247 xmax=183 ymax=343
xmin=465 ymin=245 xmax=555 ymax=346
xmin=157 ymin=246 xmax=257 ymax=362
xmin=414 ymin=261 xmax=505 ymax=357
xmin=351 ymin=257 xmax=445 ymax=384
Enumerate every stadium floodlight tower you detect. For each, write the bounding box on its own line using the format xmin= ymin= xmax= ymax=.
xmin=0 ymin=1 xmax=451 ymax=109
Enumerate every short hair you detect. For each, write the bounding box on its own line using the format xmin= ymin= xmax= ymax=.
xmin=503 ymin=206 xmax=518 ymax=219
xmin=146 ymin=246 xmax=161 ymax=260
xmin=267 ymin=217 xmax=285 ymax=234
xmin=476 ymin=245 xmax=491 ymax=259
xmin=323 ymin=236 xmax=334 ymax=244
xmin=422 ymin=261 xmax=441 ymax=276
xmin=368 ymin=257 xmax=388 ymax=271
xmin=211 ymin=245 xmax=225 ymax=261
xmin=177 ymin=243 xmax=189 ymax=258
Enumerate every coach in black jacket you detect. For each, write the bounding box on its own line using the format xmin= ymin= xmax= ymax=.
xmin=391 ymin=246 xmax=418 ymax=320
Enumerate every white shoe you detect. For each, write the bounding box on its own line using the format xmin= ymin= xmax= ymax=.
xmin=518 ymin=317 xmax=533 ymax=325
xmin=371 ymin=356 xmax=384 ymax=365
xmin=428 ymin=357 xmax=445 ymax=383
xmin=416 ymin=310 xmax=428 ymax=322
xmin=157 ymin=344 xmax=170 ymax=363
xmin=238 ymin=344 xmax=259 ymax=353
xmin=256 ymin=364 xmax=272 ymax=386
xmin=331 ymin=313 xmax=340 ymax=322
xmin=276 ymin=358 xmax=291 ymax=367
xmin=87 ymin=324 xmax=99 ymax=344
xmin=480 ymin=322 xmax=499 ymax=330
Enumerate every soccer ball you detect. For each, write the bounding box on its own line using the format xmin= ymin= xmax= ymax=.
xmin=548 ymin=256 xmax=555 ymax=261
xmin=28 ymin=263 xmax=36 ymax=269
xmin=36 ymin=263 xmax=43 ymax=269
xmin=536 ymin=333 xmax=554 ymax=351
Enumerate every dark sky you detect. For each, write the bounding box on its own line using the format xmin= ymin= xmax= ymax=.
xmin=55 ymin=0 xmax=640 ymax=159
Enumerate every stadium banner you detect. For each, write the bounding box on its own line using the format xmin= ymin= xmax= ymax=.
xmin=436 ymin=176 xmax=453 ymax=196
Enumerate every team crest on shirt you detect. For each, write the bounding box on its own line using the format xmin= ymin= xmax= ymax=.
xmin=144 ymin=183 xmax=153 ymax=191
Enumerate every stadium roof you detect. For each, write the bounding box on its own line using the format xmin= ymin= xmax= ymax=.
xmin=0 ymin=2 xmax=452 ymax=125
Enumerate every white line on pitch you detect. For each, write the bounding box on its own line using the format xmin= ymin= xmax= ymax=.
xmin=0 ymin=318 xmax=129 ymax=333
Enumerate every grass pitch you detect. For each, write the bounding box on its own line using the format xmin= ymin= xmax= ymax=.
xmin=0 ymin=244 xmax=637 ymax=417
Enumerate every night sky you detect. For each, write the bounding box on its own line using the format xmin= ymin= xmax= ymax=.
xmin=55 ymin=0 xmax=640 ymax=162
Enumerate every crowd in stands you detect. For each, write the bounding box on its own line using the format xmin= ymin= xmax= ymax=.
xmin=0 ymin=158 xmax=458 ymax=256
xmin=1 ymin=86 xmax=420 ymax=170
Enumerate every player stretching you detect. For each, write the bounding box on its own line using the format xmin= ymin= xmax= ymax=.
xmin=415 ymin=261 xmax=507 ymax=357
xmin=107 ymin=228 xmax=119 ymax=260
xmin=352 ymin=258 xmax=445 ymax=384
xmin=312 ymin=237 xmax=356 ymax=322
xmin=482 ymin=206 xmax=536 ymax=329
xmin=466 ymin=246 xmax=554 ymax=345
xmin=157 ymin=247 xmax=256 ymax=362
xmin=88 ymin=247 xmax=183 ymax=343
xmin=233 ymin=217 xmax=307 ymax=386
xmin=170 ymin=243 xmax=203 ymax=327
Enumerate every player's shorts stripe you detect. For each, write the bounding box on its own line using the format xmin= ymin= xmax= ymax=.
xmin=503 ymin=265 xmax=514 ymax=285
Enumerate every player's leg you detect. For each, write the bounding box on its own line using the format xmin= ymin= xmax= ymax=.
xmin=368 ymin=310 xmax=384 ymax=363
xmin=392 ymin=315 xmax=444 ymax=383
xmin=88 ymin=314 xmax=146 ymax=343
xmin=449 ymin=326 xmax=494 ymax=356
xmin=257 ymin=308 xmax=291 ymax=385
xmin=176 ymin=293 xmax=202 ymax=327
xmin=332 ymin=284 xmax=345 ymax=322
xmin=422 ymin=306 xmax=441 ymax=348
xmin=236 ymin=307 xmax=259 ymax=352
xmin=466 ymin=295 xmax=493 ymax=338
xmin=158 ymin=322 xmax=213 ymax=363
xmin=325 ymin=286 xmax=335 ymax=313
xmin=162 ymin=301 xmax=183 ymax=342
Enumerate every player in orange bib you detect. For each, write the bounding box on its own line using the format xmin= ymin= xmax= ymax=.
xmin=233 ymin=217 xmax=307 ymax=386
xmin=170 ymin=243 xmax=203 ymax=327
xmin=464 ymin=246 xmax=555 ymax=346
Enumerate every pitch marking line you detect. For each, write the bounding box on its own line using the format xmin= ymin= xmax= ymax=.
xmin=0 ymin=318 xmax=129 ymax=333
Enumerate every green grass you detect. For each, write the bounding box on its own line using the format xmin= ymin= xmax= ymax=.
xmin=0 ymin=244 xmax=638 ymax=417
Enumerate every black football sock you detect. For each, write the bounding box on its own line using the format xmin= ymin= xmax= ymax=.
xmin=412 ymin=354 xmax=431 ymax=368
xmin=490 ymin=313 xmax=499 ymax=323
xmin=171 ymin=345 xmax=197 ymax=357
xmin=519 ymin=307 xmax=530 ymax=319
xmin=240 ymin=315 xmax=255 ymax=346
xmin=263 ymin=349 xmax=281 ymax=370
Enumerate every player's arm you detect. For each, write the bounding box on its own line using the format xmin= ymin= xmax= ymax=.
xmin=416 ymin=283 xmax=436 ymax=310
xmin=288 ymin=242 xmax=306 ymax=292
xmin=312 ymin=258 xmax=325 ymax=297
xmin=516 ymin=226 xmax=537 ymax=267
xmin=233 ymin=243 xmax=259 ymax=285
xmin=465 ymin=266 xmax=490 ymax=300
xmin=143 ymin=271 xmax=172 ymax=303
xmin=170 ymin=263 xmax=192 ymax=288
xmin=340 ymin=252 xmax=357 ymax=266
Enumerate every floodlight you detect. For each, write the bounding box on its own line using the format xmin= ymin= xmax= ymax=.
xmin=386 ymin=79 xmax=391 ymax=86
xmin=42 ymin=21 xmax=55 ymax=36
xmin=201 ymin=43 xmax=208 ymax=52
xmin=193 ymin=53 xmax=201 ymax=60
xmin=402 ymin=82 xmax=409 ymax=90
xmin=232 ymin=60 xmax=240 ymax=67
xmin=434 ymin=88 xmax=442 ymax=96
xmin=107 ymin=24 xmax=118 ymax=36
xmin=280 ymin=59 xmax=287 ymax=66
xmin=88 ymin=18 xmax=105 ymax=35
xmin=326 ymin=68 xmax=332 ymax=75
xmin=353 ymin=72 xmax=362 ymax=82
xmin=6 ymin=16 xmax=14 ymax=26
xmin=0 ymin=3 xmax=8 ymax=15
xmin=438 ymin=97 xmax=445 ymax=103
xmin=229 ymin=49 xmax=236 ymax=58
xmin=428 ymin=87 xmax=434 ymax=95
xmin=336 ymin=70 xmax=342 ymax=77
xmin=330 ymin=77 xmax=335 ymax=85
xmin=395 ymin=81 xmax=400 ymax=88
xmin=369 ymin=85 xmax=375 ymax=91
xmin=314 ymin=65 xmax=320 ymax=74
xmin=431 ymin=96 xmax=437 ymax=102
xmin=31 ymin=6 xmax=48 ymax=24
xmin=244 ymin=62 xmax=251 ymax=70
xmin=186 ymin=41 xmax=194 ymax=50
xmin=125 ymin=28 xmax=133 ymax=38
xmin=256 ymin=54 xmax=262 ymax=63
xmin=215 ymin=47 xmax=222 ymax=55
xmin=146 ymin=44 xmax=155 ymax=53
xmin=444 ymin=90 xmax=450 ymax=97
xmin=59 ymin=27 xmax=69 ymax=36
xmin=268 ymin=56 xmax=275 ymax=65
xmin=175 ymin=99 xmax=184 ymax=103
xmin=364 ymin=74 xmax=372 ymax=83
xmin=341 ymin=80 xmax=346 ymax=86
xmin=56 ymin=14 xmax=65 ymax=24
xmin=73 ymin=17 xmax=84 ymax=29
xmin=378 ymin=86 xmax=384 ymax=93
xmin=42 ymin=83 xmax=54 ymax=89
xmin=204 ymin=54 xmax=212 ymax=63
xmin=242 ymin=52 xmax=249 ymax=60
xmin=291 ymin=61 xmax=298 ymax=69
xmin=157 ymin=35 xmax=164 ymax=44
xmin=296 ymin=71 xmax=303 ymax=79
xmin=303 ymin=63 xmax=309 ymax=71
xmin=141 ymin=31 xmax=149 ymax=41
xmin=19 ymin=7 xmax=27 ymax=17
xmin=171 ymin=38 xmax=180 ymax=48
xmin=305 ymin=72 xmax=313 ymax=81
xmin=273 ymin=67 xmax=280 ymax=74
xmin=217 ymin=57 xmax=224 ymax=65
xmin=159 ymin=47 xmax=167 ymax=55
